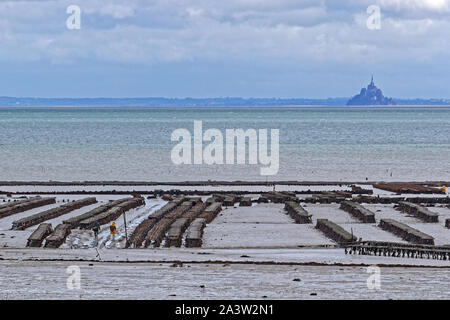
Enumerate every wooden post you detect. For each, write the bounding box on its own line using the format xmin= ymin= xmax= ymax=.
xmin=123 ymin=211 xmax=128 ymax=245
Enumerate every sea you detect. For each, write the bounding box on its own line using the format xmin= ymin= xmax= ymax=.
xmin=0 ymin=106 xmax=449 ymax=182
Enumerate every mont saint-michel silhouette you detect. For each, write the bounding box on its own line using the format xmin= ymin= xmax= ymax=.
xmin=347 ymin=76 xmax=396 ymax=105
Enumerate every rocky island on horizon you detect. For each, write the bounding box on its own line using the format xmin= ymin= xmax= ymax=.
xmin=347 ymin=76 xmax=396 ymax=106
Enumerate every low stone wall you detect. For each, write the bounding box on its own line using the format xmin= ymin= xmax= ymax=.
xmin=340 ymin=201 xmax=376 ymax=223
xmin=185 ymin=218 xmax=207 ymax=248
xmin=26 ymin=223 xmax=53 ymax=247
xmin=304 ymin=192 xmax=348 ymax=204
xmin=265 ymin=192 xmax=297 ymax=203
xmin=126 ymin=199 xmax=185 ymax=248
xmin=378 ymin=219 xmax=435 ymax=245
xmin=223 ymin=195 xmax=239 ymax=206
xmin=204 ymin=197 xmax=216 ymax=206
xmin=144 ymin=201 xmax=194 ymax=247
xmin=373 ymin=183 xmax=444 ymax=194
xmin=63 ymin=197 xmax=132 ymax=228
xmin=239 ymin=197 xmax=252 ymax=206
xmin=257 ymin=196 xmax=269 ymax=203
xmin=0 ymin=197 xmax=55 ymax=219
xmin=166 ymin=218 xmax=189 ymax=248
xmin=78 ymin=197 xmax=144 ymax=229
xmin=127 ymin=219 xmax=157 ymax=248
xmin=44 ymin=224 xmax=72 ymax=248
xmin=181 ymin=201 xmax=206 ymax=221
xmin=354 ymin=196 xmax=450 ymax=204
xmin=350 ymin=185 xmax=373 ymax=195
xmin=0 ymin=197 xmax=36 ymax=210
xmin=284 ymin=201 xmax=312 ymax=224
xmin=12 ymin=197 xmax=97 ymax=230
xmin=198 ymin=202 xmax=222 ymax=224
xmin=166 ymin=201 xmax=206 ymax=247
xmin=315 ymin=219 xmax=357 ymax=245
xmin=397 ymin=201 xmax=439 ymax=223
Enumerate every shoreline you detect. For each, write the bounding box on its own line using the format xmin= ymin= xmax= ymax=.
xmin=2 ymin=105 xmax=450 ymax=109
xmin=0 ymin=180 xmax=448 ymax=186
xmin=1 ymin=248 xmax=449 ymax=269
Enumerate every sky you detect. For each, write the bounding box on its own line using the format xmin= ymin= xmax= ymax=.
xmin=1 ymin=0 xmax=450 ymax=98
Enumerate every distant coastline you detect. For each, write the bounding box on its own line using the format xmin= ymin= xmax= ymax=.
xmin=1 ymin=96 xmax=450 ymax=107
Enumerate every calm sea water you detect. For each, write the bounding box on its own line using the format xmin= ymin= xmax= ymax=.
xmin=0 ymin=106 xmax=449 ymax=182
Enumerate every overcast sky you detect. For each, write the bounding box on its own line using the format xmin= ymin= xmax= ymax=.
xmin=1 ymin=0 xmax=450 ymax=98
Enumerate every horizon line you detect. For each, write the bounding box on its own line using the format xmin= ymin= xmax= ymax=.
xmin=1 ymin=96 xmax=450 ymax=100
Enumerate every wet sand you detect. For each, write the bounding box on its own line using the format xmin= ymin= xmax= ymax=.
xmin=1 ymin=260 xmax=449 ymax=300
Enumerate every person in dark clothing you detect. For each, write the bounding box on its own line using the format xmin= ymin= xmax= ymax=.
xmin=92 ymin=221 xmax=100 ymax=244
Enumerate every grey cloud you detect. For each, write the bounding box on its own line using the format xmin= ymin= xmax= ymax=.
xmin=0 ymin=0 xmax=449 ymax=66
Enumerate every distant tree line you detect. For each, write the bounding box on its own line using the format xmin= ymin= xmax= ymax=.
xmin=0 ymin=96 xmax=449 ymax=107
